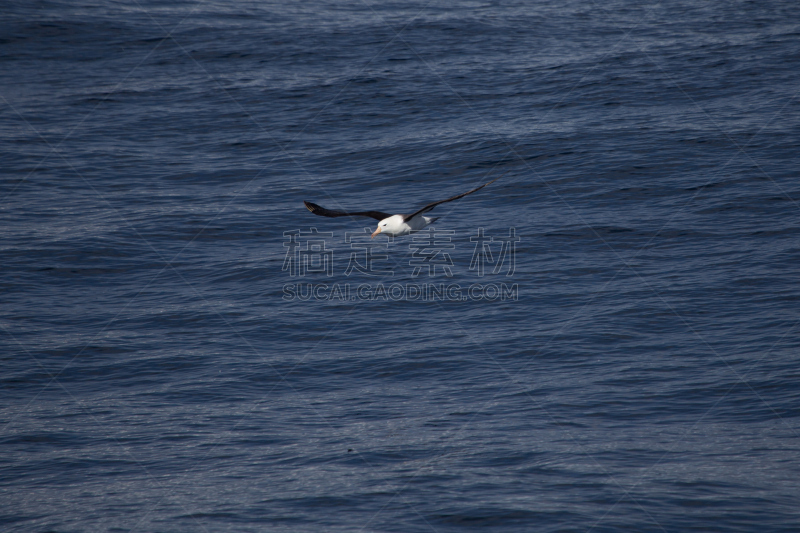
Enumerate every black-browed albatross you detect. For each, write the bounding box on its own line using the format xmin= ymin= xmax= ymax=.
xmin=304 ymin=174 xmax=503 ymax=238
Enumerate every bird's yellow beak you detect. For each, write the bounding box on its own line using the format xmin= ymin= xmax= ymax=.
xmin=371 ymin=227 xmax=382 ymax=239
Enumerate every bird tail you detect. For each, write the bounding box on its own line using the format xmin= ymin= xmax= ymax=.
xmin=425 ymin=216 xmax=440 ymax=226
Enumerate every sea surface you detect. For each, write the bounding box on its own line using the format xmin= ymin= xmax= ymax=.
xmin=2 ymin=1 xmax=799 ymax=531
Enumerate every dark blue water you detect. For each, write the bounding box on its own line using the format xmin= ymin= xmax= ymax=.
xmin=2 ymin=1 xmax=800 ymax=531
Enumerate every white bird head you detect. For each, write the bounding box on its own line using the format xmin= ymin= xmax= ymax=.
xmin=372 ymin=215 xmax=404 ymax=238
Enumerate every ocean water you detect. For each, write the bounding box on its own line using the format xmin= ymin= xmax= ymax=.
xmin=2 ymin=1 xmax=799 ymax=531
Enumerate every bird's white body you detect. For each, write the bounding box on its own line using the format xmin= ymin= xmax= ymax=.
xmin=373 ymin=214 xmax=439 ymax=237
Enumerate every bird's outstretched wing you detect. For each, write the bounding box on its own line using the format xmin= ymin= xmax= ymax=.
xmin=304 ymin=201 xmax=391 ymax=222
xmin=402 ymin=173 xmax=505 ymax=222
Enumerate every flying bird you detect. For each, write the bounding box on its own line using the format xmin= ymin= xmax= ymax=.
xmin=304 ymin=174 xmax=504 ymax=238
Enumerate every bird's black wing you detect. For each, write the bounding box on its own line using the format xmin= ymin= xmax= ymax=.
xmin=304 ymin=201 xmax=391 ymax=221
xmin=402 ymin=173 xmax=505 ymax=222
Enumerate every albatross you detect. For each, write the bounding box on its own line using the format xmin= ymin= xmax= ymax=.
xmin=304 ymin=174 xmax=504 ymax=238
